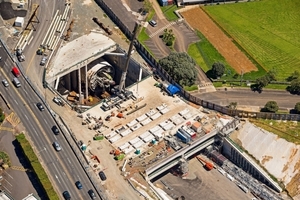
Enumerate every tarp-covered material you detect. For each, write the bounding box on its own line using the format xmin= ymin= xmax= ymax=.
xmin=166 ymin=84 xmax=180 ymax=95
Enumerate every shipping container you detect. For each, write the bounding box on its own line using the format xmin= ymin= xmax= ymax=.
xmin=129 ymin=137 xmax=141 ymax=145
xmin=141 ymin=118 xmax=152 ymax=126
xmin=139 ymin=131 xmax=151 ymax=139
xmin=137 ymin=114 xmax=148 ymax=122
xmin=109 ymin=134 xmax=122 ymax=143
xmin=133 ymin=140 xmax=145 ymax=149
xmin=118 ymin=142 xmax=130 ymax=151
xmin=143 ymin=134 xmax=155 ymax=143
xmin=176 ymin=130 xmax=191 ymax=143
xmin=181 ymin=126 xmax=196 ymax=138
xmin=150 ymin=112 xmax=162 ymax=120
xmin=178 ymin=128 xmax=193 ymax=140
xmin=149 ymin=126 xmax=161 ymax=134
xmin=120 ymin=129 xmax=132 ymax=137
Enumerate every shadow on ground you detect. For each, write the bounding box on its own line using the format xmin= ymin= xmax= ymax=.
xmin=0 ymin=2 xmax=27 ymax=20
xmin=12 ymin=139 xmax=47 ymax=199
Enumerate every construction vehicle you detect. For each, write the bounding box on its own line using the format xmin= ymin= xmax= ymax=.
xmin=197 ymin=156 xmax=214 ymax=171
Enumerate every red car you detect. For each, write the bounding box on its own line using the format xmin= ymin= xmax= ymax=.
xmin=12 ymin=67 xmax=20 ymax=77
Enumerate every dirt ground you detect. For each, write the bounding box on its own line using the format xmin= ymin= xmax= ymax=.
xmin=181 ymin=7 xmax=257 ymax=74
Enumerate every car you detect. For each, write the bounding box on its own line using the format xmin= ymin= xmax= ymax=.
xmin=75 ymin=181 xmax=83 ymax=189
xmin=17 ymin=54 xmax=25 ymax=62
xmin=88 ymin=189 xmax=96 ymax=199
xmin=53 ymin=97 xmax=64 ymax=106
xmin=62 ymin=191 xmax=71 ymax=200
xmin=52 ymin=125 xmax=59 ymax=135
xmin=141 ymin=10 xmax=148 ymax=16
xmin=148 ymin=19 xmax=157 ymax=27
xmin=36 ymin=102 xmax=44 ymax=111
xmin=2 ymin=79 xmax=9 ymax=87
xmin=98 ymin=171 xmax=107 ymax=181
xmin=40 ymin=56 xmax=48 ymax=66
xmin=53 ymin=141 xmax=62 ymax=151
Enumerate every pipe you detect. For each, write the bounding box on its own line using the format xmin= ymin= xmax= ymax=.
xmin=50 ymin=36 xmax=59 ymax=51
xmin=42 ymin=10 xmax=59 ymax=46
xmin=62 ymin=5 xmax=70 ymax=21
xmin=47 ymin=35 xmax=55 ymax=49
xmin=56 ymin=20 xmax=64 ymax=33
xmin=15 ymin=34 xmax=24 ymax=50
xmin=46 ymin=15 xmax=61 ymax=47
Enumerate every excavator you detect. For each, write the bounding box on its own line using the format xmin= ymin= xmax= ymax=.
xmin=197 ymin=156 xmax=214 ymax=171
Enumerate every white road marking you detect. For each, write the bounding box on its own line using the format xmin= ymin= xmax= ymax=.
xmin=55 ymin=174 xmax=61 ymax=184
xmin=24 ymin=89 xmax=28 ymax=95
xmin=24 ymin=114 xmax=29 ymax=120
xmin=34 ymin=129 xmax=38 ymax=136
xmin=13 ymin=99 xmax=18 ymax=105
xmin=43 ymin=119 xmax=48 ymax=125
xmin=4 ymin=179 xmax=12 ymax=186
xmin=4 ymin=171 xmax=13 ymax=179
xmin=67 ymin=158 xmax=71 ymax=164
xmin=3 ymin=186 xmax=11 ymax=193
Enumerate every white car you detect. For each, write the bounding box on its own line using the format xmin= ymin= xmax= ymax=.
xmin=2 ymin=79 xmax=9 ymax=87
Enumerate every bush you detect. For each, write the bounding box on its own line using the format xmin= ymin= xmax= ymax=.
xmin=16 ymin=133 xmax=59 ymax=200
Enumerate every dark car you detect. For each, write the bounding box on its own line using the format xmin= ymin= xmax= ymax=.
xmin=75 ymin=181 xmax=83 ymax=189
xmin=99 ymin=171 xmax=107 ymax=181
xmin=52 ymin=125 xmax=59 ymax=135
xmin=88 ymin=189 xmax=96 ymax=199
xmin=63 ymin=191 xmax=71 ymax=200
xmin=36 ymin=102 xmax=45 ymax=111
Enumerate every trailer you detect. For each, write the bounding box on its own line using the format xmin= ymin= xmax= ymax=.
xmin=146 ymin=109 xmax=156 ymax=117
xmin=140 ymin=118 xmax=152 ymax=126
xmin=139 ymin=131 xmax=151 ymax=139
xmin=163 ymin=123 xmax=175 ymax=131
xmin=118 ymin=142 xmax=130 ymax=151
xmin=143 ymin=134 xmax=155 ymax=143
xmin=176 ymin=130 xmax=191 ymax=143
xmin=137 ymin=114 xmax=148 ymax=122
xmin=129 ymin=137 xmax=141 ymax=145
xmin=149 ymin=126 xmax=161 ymax=134
xmin=120 ymin=129 xmax=132 ymax=137
xmin=160 ymin=107 xmax=170 ymax=114
xmin=132 ymin=140 xmax=145 ymax=149
xmin=105 ymin=131 xmax=118 ymax=139
xmin=150 ymin=112 xmax=162 ymax=120
xmin=131 ymin=123 xmax=142 ymax=131
xmin=109 ymin=134 xmax=122 ymax=143
xmin=127 ymin=119 xmax=138 ymax=128
xmin=123 ymin=145 xmax=135 ymax=154
xmin=179 ymin=108 xmax=189 ymax=116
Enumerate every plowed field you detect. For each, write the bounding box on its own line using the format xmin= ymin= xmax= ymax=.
xmin=181 ymin=7 xmax=257 ymax=74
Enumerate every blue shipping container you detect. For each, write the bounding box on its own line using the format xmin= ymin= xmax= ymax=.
xmin=179 ymin=128 xmax=192 ymax=140
xmin=176 ymin=130 xmax=191 ymax=143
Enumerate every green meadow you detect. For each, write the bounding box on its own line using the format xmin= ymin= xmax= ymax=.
xmin=203 ymin=0 xmax=300 ymax=81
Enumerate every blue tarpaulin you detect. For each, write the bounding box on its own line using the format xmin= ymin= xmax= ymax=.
xmin=166 ymin=84 xmax=180 ymax=95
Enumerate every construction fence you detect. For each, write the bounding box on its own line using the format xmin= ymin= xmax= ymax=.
xmin=94 ymin=0 xmax=300 ymax=122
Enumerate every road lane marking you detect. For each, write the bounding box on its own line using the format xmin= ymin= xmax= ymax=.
xmin=34 ymin=129 xmax=38 ymax=136
xmin=55 ymin=174 xmax=61 ymax=184
xmin=43 ymin=118 xmax=48 ymax=125
xmin=24 ymin=114 xmax=29 ymax=120
xmin=4 ymin=179 xmax=12 ymax=186
xmin=13 ymin=99 xmax=18 ymax=105
xmin=67 ymin=157 xmax=71 ymax=164
xmin=3 ymin=186 xmax=11 ymax=193
xmin=4 ymin=171 xmax=13 ymax=179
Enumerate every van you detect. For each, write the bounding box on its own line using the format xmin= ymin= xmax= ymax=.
xmin=12 ymin=78 xmax=21 ymax=88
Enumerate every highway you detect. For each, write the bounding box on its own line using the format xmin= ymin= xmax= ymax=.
xmin=0 ymin=47 xmax=101 ymax=199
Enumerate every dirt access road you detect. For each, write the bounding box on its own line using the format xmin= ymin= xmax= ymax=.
xmin=181 ymin=7 xmax=257 ymax=74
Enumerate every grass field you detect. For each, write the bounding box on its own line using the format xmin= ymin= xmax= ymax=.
xmin=160 ymin=5 xmax=179 ymax=21
xmin=204 ymin=0 xmax=300 ymax=81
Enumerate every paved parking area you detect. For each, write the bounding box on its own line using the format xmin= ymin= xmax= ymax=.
xmin=0 ymin=120 xmax=42 ymax=199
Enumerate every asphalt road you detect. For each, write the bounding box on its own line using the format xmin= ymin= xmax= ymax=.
xmin=196 ymin=88 xmax=300 ymax=109
xmin=0 ymin=48 xmax=100 ymax=199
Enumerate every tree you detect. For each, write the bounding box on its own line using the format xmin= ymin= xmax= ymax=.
xmin=288 ymin=78 xmax=300 ymax=94
xmin=159 ymin=52 xmax=197 ymax=86
xmin=211 ymin=62 xmax=225 ymax=78
xmin=294 ymin=102 xmax=300 ymax=114
xmin=0 ymin=108 xmax=4 ymax=123
xmin=263 ymin=101 xmax=279 ymax=113
xmin=286 ymin=70 xmax=300 ymax=82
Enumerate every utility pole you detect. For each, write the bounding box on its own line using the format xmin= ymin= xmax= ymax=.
xmin=118 ymin=22 xmax=140 ymax=93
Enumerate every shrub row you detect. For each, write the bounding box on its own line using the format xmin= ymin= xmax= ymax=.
xmin=16 ymin=133 xmax=59 ymax=200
